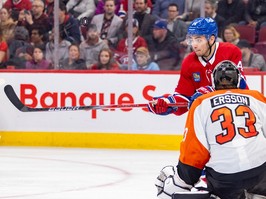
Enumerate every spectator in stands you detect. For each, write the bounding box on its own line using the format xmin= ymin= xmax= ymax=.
xmin=26 ymin=45 xmax=52 ymax=69
xmin=205 ymin=0 xmax=225 ymax=38
xmin=7 ymin=44 xmax=33 ymax=69
xmin=45 ymin=28 xmax=71 ymax=68
xmin=60 ymin=44 xmax=87 ymax=70
xmin=177 ymin=0 xmax=203 ymax=22
xmin=115 ymin=18 xmax=147 ymax=69
xmin=17 ymin=0 xmax=52 ymax=34
xmin=91 ymin=0 xmax=123 ymax=48
xmin=59 ymin=1 xmax=82 ymax=44
xmin=0 ymin=28 xmax=8 ymax=68
xmin=79 ymin=24 xmax=109 ymax=69
xmin=120 ymin=0 xmax=156 ymax=41
xmin=30 ymin=26 xmax=46 ymax=50
xmin=133 ymin=0 xmax=156 ymax=40
xmin=131 ymin=47 xmax=160 ymax=70
xmin=8 ymin=26 xmax=31 ymax=60
xmin=146 ymin=19 xmax=180 ymax=70
xmin=45 ymin=0 xmax=54 ymax=23
xmin=91 ymin=48 xmax=120 ymax=70
xmin=217 ymin=0 xmax=245 ymax=26
xmin=0 ymin=7 xmax=17 ymax=44
xmin=244 ymin=0 xmax=266 ymax=30
xmin=166 ymin=3 xmax=188 ymax=60
xmin=152 ymin=0 xmax=185 ymax=20
xmin=3 ymin=0 xmax=32 ymax=21
xmin=237 ymin=39 xmax=266 ymax=71
xmin=66 ymin=0 xmax=96 ymax=21
xmin=166 ymin=3 xmax=187 ymax=44
xmin=95 ymin=0 xmax=120 ymax=15
xmin=117 ymin=0 xmax=153 ymax=16
xmin=221 ymin=25 xmax=240 ymax=45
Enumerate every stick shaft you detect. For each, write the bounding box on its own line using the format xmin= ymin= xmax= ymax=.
xmin=4 ymin=85 xmax=188 ymax=112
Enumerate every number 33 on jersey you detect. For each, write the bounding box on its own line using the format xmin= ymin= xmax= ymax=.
xmin=179 ymin=89 xmax=266 ymax=174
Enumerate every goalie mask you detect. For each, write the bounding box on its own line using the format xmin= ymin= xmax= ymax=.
xmin=212 ymin=60 xmax=240 ymax=90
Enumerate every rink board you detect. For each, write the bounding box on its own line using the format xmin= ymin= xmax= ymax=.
xmin=0 ymin=132 xmax=182 ymax=150
xmin=0 ymin=71 xmax=264 ymax=150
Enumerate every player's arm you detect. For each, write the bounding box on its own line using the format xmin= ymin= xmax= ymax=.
xmin=148 ymin=93 xmax=190 ymax=116
xmin=148 ymin=86 xmax=214 ymax=116
xmin=148 ymin=59 xmax=196 ymax=116
xmin=239 ymin=72 xmax=248 ymax=89
xmin=230 ymin=44 xmax=249 ymax=89
xmin=178 ymin=100 xmax=210 ymax=182
xmin=148 ymin=54 xmax=215 ymax=115
xmin=177 ymin=161 xmax=202 ymax=186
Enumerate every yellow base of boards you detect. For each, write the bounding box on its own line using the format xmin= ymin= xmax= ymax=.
xmin=0 ymin=131 xmax=183 ymax=150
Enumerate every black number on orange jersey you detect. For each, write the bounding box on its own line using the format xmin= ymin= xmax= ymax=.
xmin=210 ymin=105 xmax=258 ymax=144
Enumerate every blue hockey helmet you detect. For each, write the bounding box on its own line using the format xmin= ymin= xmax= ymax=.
xmin=187 ymin=17 xmax=218 ymax=39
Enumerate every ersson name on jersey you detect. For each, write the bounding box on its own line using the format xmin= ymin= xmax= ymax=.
xmin=210 ymin=94 xmax=250 ymax=107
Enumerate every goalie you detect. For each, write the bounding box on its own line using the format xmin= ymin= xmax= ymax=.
xmin=155 ymin=61 xmax=266 ymax=199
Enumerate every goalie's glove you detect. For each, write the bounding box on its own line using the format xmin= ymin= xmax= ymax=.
xmin=155 ymin=165 xmax=192 ymax=199
xmin=189 ymin=86 xmax=214 ymax=108
xmin=148 ymin=95 xmax=177 ymax=115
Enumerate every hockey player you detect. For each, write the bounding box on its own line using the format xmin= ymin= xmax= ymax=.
xmin=148 ymin=17 xmax=248 ymax=115
xmin=155 ymin=61 xmax=266 ymax=199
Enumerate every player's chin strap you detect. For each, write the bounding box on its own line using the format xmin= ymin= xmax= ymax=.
xmin=202 ymin=37 xmax=216 ymax=61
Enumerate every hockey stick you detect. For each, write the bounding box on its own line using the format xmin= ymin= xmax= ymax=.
xmin=4 ymin=85 xmax=188 ymax=112
xmin=172 ymin=192 xmax=211 ymax=199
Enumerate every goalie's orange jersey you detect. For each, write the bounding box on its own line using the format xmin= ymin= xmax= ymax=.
xmin=179 ymin=89 xmax=266 ymax=174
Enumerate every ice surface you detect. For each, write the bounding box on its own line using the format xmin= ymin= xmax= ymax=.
xmin=0 ymin=147 xmax=179 ymax=199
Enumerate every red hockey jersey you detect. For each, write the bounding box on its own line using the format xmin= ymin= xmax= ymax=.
xmin=175 ymin=42 xmax=246 ymax=97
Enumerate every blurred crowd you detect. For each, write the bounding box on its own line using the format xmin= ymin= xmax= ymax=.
xmin=0 ymin=0 xmax=265 ymax=71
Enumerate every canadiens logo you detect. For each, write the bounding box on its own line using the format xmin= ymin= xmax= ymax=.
xmin=193 ymin=72 xmax=201 ymax=82
xmin=119 ymin=55 xmax=129 ymax=65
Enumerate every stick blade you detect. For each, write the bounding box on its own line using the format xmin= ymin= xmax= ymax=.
xmin=4 ymin=85 xmax=26 ymax=112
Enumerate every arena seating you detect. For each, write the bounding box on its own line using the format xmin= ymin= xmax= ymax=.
xmin=234 ymin=24 xmax=256 ymax=45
